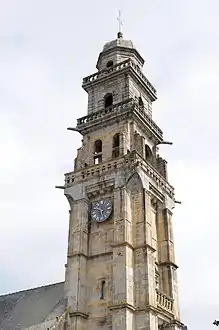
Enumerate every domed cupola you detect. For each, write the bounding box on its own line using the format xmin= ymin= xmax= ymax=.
xmin=96 ymin=32 xmax=144 ymax=71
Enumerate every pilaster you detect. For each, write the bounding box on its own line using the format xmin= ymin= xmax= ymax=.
xmin=156 ymin=203 xmax=180 ymax=320
xmin=65 ymin=198 xmax=89 ymax=328
xmin=142 ymin=191 xmax=157 ymax=307
xmin=135 ymin=311 xmax=158 ymax=330
xmin=109 ymin=188 xmax=135 ymax=330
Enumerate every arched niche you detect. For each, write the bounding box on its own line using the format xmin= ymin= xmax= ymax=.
xmin=64 ymin=193 xmax=75 ymax=211
xmin=104 ymin=93 xmax=113 ymax=108
xmin=145 ymin=144 xmax=153 ymax=163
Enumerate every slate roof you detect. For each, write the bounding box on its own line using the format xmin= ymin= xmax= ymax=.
xmin=0 ymin=282 xmax=66 ymax=330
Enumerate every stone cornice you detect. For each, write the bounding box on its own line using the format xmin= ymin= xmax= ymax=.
xmin=110 ymin=241 xmax=134 ymax=250
xmin=65 ymin=151 xmax=174 ymax=198
xmin=149 ymin=183 xmax=165 ymax=203
xmin=67 ymin=252 xmax=88 ymax=259
xmin=110 ymin=241 xmax=156 ymax=254
xmin=83 ymin=58 xmax=156 ymax=100
xmin=86 ymin=178 xmax=115 ymax=199
xmin=158 ymin=261 xmax=179 ymax=269
xmin=108 ymin=302 xmax=135 ymax=312
xmin=75 ymin=98 xmax=162 ymax=141
xmin=88 ymin=251 xmax=112 ymax=259
xmin=69 ymin=311 xmax=89 ymax=319
xmin=96 ymin=46 xmax=145 ymax=68
xmin=135 ymin=304 xmax=174 ymax=319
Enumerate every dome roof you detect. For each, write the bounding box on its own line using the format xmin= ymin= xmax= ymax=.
xmin=102 ymin=33 xmax=135 ymax=52
xmin=96 ymin=33 xmax=145 ymax=70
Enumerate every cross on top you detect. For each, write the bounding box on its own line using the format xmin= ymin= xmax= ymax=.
xmin=117 ymin=10 xmax=123 ymax=34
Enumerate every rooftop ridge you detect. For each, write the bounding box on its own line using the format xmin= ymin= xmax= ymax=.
xmin=0 ymin=281 xmax=64 ymax=298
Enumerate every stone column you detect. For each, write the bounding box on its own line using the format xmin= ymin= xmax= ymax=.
xmin=156 ymin=204 xmax=180 ymax=320
xmin=110 ymin=188 xmax=134 ymax=330
xmin=66 ymin=198 xmax=89 ymax=330
xmin=141 ymin=136 xmax=146 ymax=159
xmin=119 ymin=132 xmax=125 ymax=156
xmin=143 ymin=191 xmax=157 ymax=306
xmin=135 ymin=191 xmax=158 ymax=330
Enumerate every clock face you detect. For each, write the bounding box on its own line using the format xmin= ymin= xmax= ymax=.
xmin=91 ymin=199 xmax=113 ymax=223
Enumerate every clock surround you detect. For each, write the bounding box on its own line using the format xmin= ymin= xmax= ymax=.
xmin=90 ymin=198 xmax=113 ymax=223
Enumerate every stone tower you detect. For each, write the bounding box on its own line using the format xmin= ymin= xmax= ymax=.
xmin=62 ymin=32 xmax=184 ymax=330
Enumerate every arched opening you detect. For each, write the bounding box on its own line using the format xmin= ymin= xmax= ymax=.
xmin=139 ymin=97 xmax=144 ymax=107
xmin=112 ymin=133 xmax=120 ymax=158
xmin=127 ymin=173 xmax=144 ymax=250
xmin=113 ymin=133 xmax=120 ymax=148
xmin=145 ymin=144 xmax=153 ymax=162
xmin=106 ymin=60 xmax=114 ymax=68
xmin=104 ymin=93 xmax=113 ymax=108
xmin=94 ymin=140 xmax=102 ymax=154
xmin=94 ymin=139 xmax=102 ymax=164
xmin=100 ymin=280 xmax=106 ymax=299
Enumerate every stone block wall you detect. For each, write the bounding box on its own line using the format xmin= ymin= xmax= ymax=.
xmin=97 ymin=48 xmax=143 ymax=72
xmin=87 ymin=73 xmax=129 ymax=114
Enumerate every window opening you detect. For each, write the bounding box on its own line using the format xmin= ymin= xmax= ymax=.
xmin=94 ymin=140 xmax=102 ymax=154
xmin=94 ymin=155 xmax=102 ymax=165
xmin=104 ymin=93 xmax=113 ymax=108
xmin=100 ymin=280 xmax=106 ymax=299
xmin=145 ymin=145 xmax=153 ymax=162
xmin=94 ymin=139 xmax=102 ymax=164
xmin=106 ymin=60 xmax=114 ymax=68
xmin=112 ymin=133 xmax=120 ymax=158
xmin=139 ymin=97 xmax=144 ymax=107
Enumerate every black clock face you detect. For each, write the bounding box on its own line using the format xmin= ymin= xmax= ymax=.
xmin=91 ymin=199 xmax=113 ymax=223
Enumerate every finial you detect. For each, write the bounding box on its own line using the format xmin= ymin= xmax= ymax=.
xmin=117 ymin=10 xmax=123 ymax=38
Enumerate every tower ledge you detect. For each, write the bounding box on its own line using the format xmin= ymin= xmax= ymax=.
xmin=64 ymin=151 xmax=174 ymax=199
xmin=83 ymin=58 xmax=157 ymax=100
xmin=76 ymin=98 xmax=162 ymax=140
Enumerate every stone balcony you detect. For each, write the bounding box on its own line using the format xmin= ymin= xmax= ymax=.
xmin=82 ymin=58 xmax=157 ymax=101
xmin=76 ymin=98 xmax=163 ymax=141
xmin=156 ymin=290 xmax=174 ymax=314
xmin=64 ymin=151 xmax=174 ymax=198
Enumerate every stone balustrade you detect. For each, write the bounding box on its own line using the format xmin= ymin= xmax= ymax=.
xmin=82 ymin=58 xmax=157 ymax=99
xmin=156 ymin=290 xmax=173 ymax=313
xmin=64 ymin=151 xmax=174 ymax=198
xmin=76 ymin=98 xmax=163 ymax=140
xmin=133 ymin=102 xmax=162 ymax=138
xmin=77 ymin=98 xmax=134 ymax=127
xmin=129 ymin=60 xmax=157 ymax=97
xmin=83 ymin=59 xmax=131 ymax=84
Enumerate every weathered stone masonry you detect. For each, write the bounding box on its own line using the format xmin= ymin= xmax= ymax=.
xmin=63 ymin=32 xmax=185 ymax=330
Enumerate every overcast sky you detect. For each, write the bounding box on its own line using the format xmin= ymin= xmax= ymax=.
xmin=1 ymin=0 xmax=219 ymax=329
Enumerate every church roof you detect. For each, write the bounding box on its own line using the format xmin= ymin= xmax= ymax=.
xmin=0 ymin=281 xmax=66 ymax=330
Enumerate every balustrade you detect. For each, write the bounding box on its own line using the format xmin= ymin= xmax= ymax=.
xmin=64 ymin=152 xmax=174 ymax=198
xmin=77 ymin=98 xmax=133 ymax=127
xmin=82 ymin=59 xmax=131 ymax=84
xmin=133 ymin=103 xmax=162 ymax=138
xmin=129 ymin=61 xmax=157 ymax=96
xmin=76 ymin=98 xmax=163 ymax=140
xmin=82 ymin=58 xmax=157 ymax=98
xmin=156 ymin=290 xmax=173 ymax=313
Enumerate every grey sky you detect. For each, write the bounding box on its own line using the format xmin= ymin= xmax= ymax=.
xmin=1 ymin=0 xmax=219 ymax=329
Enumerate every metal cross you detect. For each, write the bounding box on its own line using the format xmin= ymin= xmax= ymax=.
xmin=117 ymin=10 xmax=123 ymax=33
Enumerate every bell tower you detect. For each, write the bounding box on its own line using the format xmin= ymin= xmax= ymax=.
xmin=61 ymin=32 xmax=185 ymax=330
